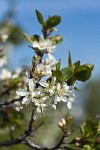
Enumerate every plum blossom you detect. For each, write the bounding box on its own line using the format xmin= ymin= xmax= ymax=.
xmin=34 ymin=54 xmax=57 ymax=77
xmin=16 ymin=78 xmax=56 ymax=119
xmin=16 ymin=78 xmax=36 ymax=105
xmin=0 ymin=56 xmax=7 ymax=67
xmin=0 ymin=69 xmax=11 ymax=80
xmin=32 ymin=37 xmax=56 ymax=53
xmin=33 ymin=95 xmax=56 ymax=120
xmin=39 ymin=77 xmax=75 ymax=109
xmin=0 ymin=34 xmax=8 ymax=42
xmin=12 ymin=68 xmax=22 ymax=79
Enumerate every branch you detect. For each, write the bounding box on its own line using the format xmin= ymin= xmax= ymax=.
xmin=0 ymin=109 xmax=44 ymax=149
xmin=0 ymin=98 xmax=22 ymax=108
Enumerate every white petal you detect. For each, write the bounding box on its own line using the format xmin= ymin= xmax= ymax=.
xmin=67 ymin=101 xmax=72 ymax=109
xmin=48 ymin=53 xmax=55 ymax=61
xmin=22 ymin=97 xmax=30 ymax=105
xmin=68 ymin=96 xmax=74 ymax=102
xmin=41 ymin=104 xmax=46 ymax=108
xmin=51 ymin=77 xmax=56 ymax=85
xmin=31 ymin=92 xmax=35 ymax=97
xmin=54 ymin=95 xmax=61 ymax=104
xmin=56 ymin=83 xmax=61 ymax=90
xmin=39 ymin=81 xmax=49 ymax=87
xmin=29 ymin=79 xmax=35 ymax=92
xmin=15 ymin=106 xmax=23 ymax=111
xmin=16 ymin=89 xmax=28 ymax=96
xmin=60 ymin=95 xmax=68 ymax=102
xmin=36 ymin=107 xmax=41 ymax=113
xmin=32 ymin=41 xmax=39 ymax=48
xmin=50 ymin=104 xmax=56 ymax=110
xmin=15 ymin=107 xmax=20 ymax=111
xmin=46 ymin=39 xmax=52 ymax=45
xmin=56 ymin=95 xmax=61 ymax=102
xmin=62 ymin=82 xmax=69 ymax=90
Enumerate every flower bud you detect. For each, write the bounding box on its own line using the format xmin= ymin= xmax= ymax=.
xmin=58 ymin=118 xmax=66 ymax=128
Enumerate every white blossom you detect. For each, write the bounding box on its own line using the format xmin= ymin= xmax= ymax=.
xmin=32 ymin=37 xmax=56 ymax=53
xmin=0 ymin=34 xmax=8 ymax=42
xmin=35 ymin=63 xmax=52 ymax=77
xmin=43 ymin=54 xmax=57 ymax=70
xmin=16 ymin=78 xmax=36 ymax=105
xmin=14 ymin=101 xmax=23 ymax=111
xmin=12 ymin=68 xmax=22 ymax=79
xmin=0 ymin=56 xmax=7 ymax=67
xmin=33 ymin=95 xmax=56 ymax=120
xmin=34 ymin=54 xmax=57 ymax=77
xmin=0 ymin=69 xmax=11 ymax=80
xmin=39 ymin=77 xmax=75 ymax=109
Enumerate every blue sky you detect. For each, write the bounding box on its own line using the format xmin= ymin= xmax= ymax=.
xmin=0 ymin=0 xmax=100 ymax=79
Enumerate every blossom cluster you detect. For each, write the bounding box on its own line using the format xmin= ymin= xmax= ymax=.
xmin=16 ymin=36 xmax=75 ymax=119
xmin=0 ymin=68 xmax=22 ymax=80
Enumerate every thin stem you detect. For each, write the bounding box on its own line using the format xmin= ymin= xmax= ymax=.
xmin=0 ymin=98 xmax=22 ymax=108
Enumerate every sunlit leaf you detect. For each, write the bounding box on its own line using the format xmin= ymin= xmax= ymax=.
xmin=44 ymin=15 xmax=61 ymax=29
xmin=61 ymin=67 xmax=74 ymax=81
xmin=35 ymin=10 xmax=44 ymax=25
xmin=56 ymin=61 xmax=61 ymax=71
xmin=68 ymin=51 xmax=73 ymax=67
xmin=84 ymin=64 xmax=94 ymax=71
xmin=75 ymin=65 xmax=91 ymax=82
xmin=23 ymin=33 xmax=33 ymax=44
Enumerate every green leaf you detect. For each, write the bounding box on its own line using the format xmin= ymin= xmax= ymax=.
xmin=56 ymin=61 xmax=61 ymax=71
xmin=35 ymin=10 xmax=44 ymax=25
xmin=75 ymin=65 xmax=91 ymax=82
xmin=44 ymin=15 xmax=61 ymax=29
xmin=80 ymin=118 xmax=98 ymax=138
xmin=74 ymin=86 xmax=80 ymax=91
xmin=61 ymin=67 xmax=74 ymax=81
xmin=68 ymin=51 xmax=73 ymax=67
xmin=31 ymin=34 xmax=40 ymax=42
xmin=74 ymin=60 xmax=80 ymax=67
xmin=23 ymin=33 xmax=33 ymax=44
xmin=49 ymin=35 xmax=63 ymax=45
xmin=52 ymin=70 xmax=62 ymax=81
xmin=84 ymin=64 xmax=94 ymax=71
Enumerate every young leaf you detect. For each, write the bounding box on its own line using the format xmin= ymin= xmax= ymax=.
xmin=52 ymin=70 xmax=62 ymax=81
xmin=84 ymin=64 xmax=94 ymax=71
xmin=68 ymin=51 xmax=73 ymax=67
xmin=74 ymin=60 xmax=80 ymax=67
xmin=61 ymin=67 xmax=74 ymax=81
xmin=80 ymin=118 xmax=98 ymax=137
xmin=31 ymin=34 xmax=40 ymax=42
xmin=75 ymin=65 xmax=91 ymax=82
xmin=23 ymin=33 xmax=33 ymax=44
xmin=35 ymin=10 xmax=44 ymax=25
xmin=56 ymin=61 xmax=61 ymax=71
xmin=44 ymin=15 xmax=61 ymax=29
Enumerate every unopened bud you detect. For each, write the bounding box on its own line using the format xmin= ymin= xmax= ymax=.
xmin=61 ymin=118 xmax=66 ymax=125
xmin=58 ymin=118 xmax=66 ymax=128
xmin=58 ymin=122 xmax=63 ymax=128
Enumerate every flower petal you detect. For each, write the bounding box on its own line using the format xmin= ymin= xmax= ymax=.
xmin=22 ymin=97 xmax=30 ymax=105
xmin=67 ymin=101 xmax=72 ymax=109
xmin=29 ymin=79 xmax=35 ymax=92
xmin=39 ymin=81 xmax=49 ymax=87
xmin=16 ymin=89 xmax=28 ymax=96
xmin=60 ymin=95 xmax=68 ymax=102
xmin=32 ymin=41 xmax=40 ymax=48
xmin=54 ymin=95 xmax=61 ymax=104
